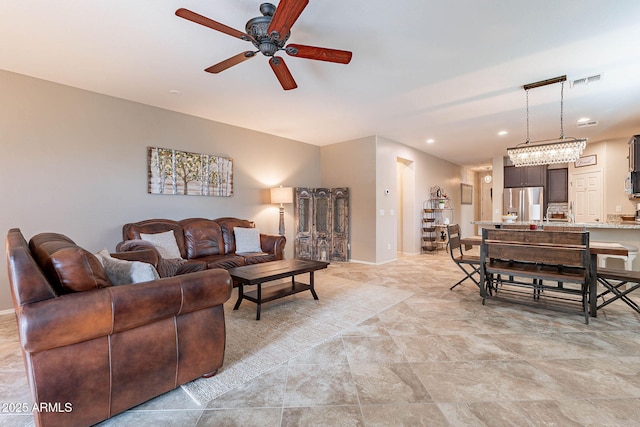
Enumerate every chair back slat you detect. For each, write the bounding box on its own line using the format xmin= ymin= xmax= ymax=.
xmin=485 ymin=229 xmax=587 ymax=246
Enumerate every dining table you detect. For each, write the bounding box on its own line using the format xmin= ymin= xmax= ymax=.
xmin=459 ymin=235 xmax=629 ymax=317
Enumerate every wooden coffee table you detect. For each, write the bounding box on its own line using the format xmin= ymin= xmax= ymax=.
xmin=228 ymin=259 xmax=330 ymax=320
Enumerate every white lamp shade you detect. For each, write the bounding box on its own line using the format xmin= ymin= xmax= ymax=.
xmin=270 ymin=187 xmax=293 ymax=204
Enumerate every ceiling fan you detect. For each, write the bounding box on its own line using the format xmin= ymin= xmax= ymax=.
xmin=175 ymin=0 xmax=353 ymax=90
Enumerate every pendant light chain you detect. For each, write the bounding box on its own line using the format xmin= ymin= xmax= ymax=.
xmin=525 ymin=88 xmax=530 ymax=144
xmin=507 ymin=75 xmax=586 ymax=167
xmin=560 ymin=81 xmax=565 ymax=140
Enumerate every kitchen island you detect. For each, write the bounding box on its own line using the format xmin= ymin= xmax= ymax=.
xmin=472 ymin=221 xmax=640 ymax=230
xmin=471 ymin=221 xmax=640 ymax=270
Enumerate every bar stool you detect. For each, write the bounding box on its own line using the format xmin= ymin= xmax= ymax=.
xmin=598 ymin=244 xmax=639 ymax=271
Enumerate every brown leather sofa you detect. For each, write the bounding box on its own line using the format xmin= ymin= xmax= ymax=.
xmin=118 ymin=217 xmax=286 ymax=276
xmin=6 ymin=228 xmax=232 ymax=427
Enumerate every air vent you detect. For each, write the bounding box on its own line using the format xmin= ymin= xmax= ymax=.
xmin=571 ymin=74 xmax=602 ymax=87
xmin=577 ymin=120 xmax=598 ymax=128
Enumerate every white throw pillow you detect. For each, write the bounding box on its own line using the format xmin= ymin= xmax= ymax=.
xmin=95 ymin=249 xmax=160 ymax=286
xmin=139 ymin=230 xmax=182 ymax=259
xmin=234 ymin=227 xmax=262 ymax=253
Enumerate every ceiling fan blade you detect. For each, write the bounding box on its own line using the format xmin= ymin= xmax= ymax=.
xmin=205 ymin=51 xmax=256 ymax=74
xmin=269 ymin=56 xmax=297 ymax=90
xmin=176 ymin=8 xmax=252 ymax=41
xmin=267 ymin=0 xmax=309 ymax=41
xmin=285 ymin=44 xmax=352 ymax=64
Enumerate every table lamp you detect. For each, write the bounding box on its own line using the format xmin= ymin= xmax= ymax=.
xmin=270 ymin=186 xmax=293 ymax=235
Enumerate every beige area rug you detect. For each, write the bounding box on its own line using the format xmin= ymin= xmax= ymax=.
xmin=181 ymin=267 xmax=414 ymax=404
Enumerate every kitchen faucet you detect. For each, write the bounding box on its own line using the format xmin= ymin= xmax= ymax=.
xmin=568 ymin=201 xmax=574 ymax=223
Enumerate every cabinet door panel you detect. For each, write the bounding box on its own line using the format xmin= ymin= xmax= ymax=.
xmin=313 ymin=188 xmax=332 ymax=261
xmin=547 ymin=168 xmax=568 ymax=202
xmin=504 ymin=166 xmax=522 ymax=188
xmin=331 ymin=188 xmax=349 ymax=261
xmin=524 ymin=165 xmax=546 ymax=187
xmin=294 ymin=188 xmax=313 ymax=259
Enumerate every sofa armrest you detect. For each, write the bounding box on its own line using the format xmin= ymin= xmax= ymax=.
xmin=111 ymin=249 xmax=159 ymax=267
xmin=19 ymin=269 xmax=232 ymax=353
xmin=116 ymin=239 xmax=161 ymax=260
xmin=260 ymin=234 xmax=286 ymax=260
xmin=116 ymin=239 xmax=188 ymax=277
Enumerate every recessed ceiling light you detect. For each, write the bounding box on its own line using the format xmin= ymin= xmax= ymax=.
xmin=577 ymin=117 xmax=591 ymax=123
xmin=498 ymin=130 xmax=508 ymax=136
xmin=426 ymin=139 xmax=435 ymax=144
xmin=169 ymin=89 xmax=182 ymax=95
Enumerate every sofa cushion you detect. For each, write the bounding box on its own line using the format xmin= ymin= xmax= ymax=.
xmin=216 ymin=218 xmax=255 ymax=254
xmin=243 ymin=253 xmax=277 ymax=265
xmin=140 ymin=230 xmax=182 ymax=259
xmin=180 ymin=218 xmax=225 ymax=259
xmin=234 ymin=227 xmax=262 ymax=253
xmin=29 ymin=233 xmax=111 ymax=293
xmin=196 ymin=254 xmax=246 ymax=270
xmin=122 ymin=219 xmax=186 ymax=258
xmin=96 ymin=250 xmax=160 ymax=285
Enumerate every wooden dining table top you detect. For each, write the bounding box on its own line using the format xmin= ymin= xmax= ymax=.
xmin=459 ymin=236 xmax=629 ymax=256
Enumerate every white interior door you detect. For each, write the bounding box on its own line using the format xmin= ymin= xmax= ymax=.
xmin=572 ymin=170 xmax=603 ymax=223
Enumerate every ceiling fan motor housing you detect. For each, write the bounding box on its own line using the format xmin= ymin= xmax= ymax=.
xmin=246 ymin=4 xmax=289 ymax=56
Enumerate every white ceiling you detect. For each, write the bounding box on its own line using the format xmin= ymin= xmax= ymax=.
xmin=2 ymin=0 xmax=640 ymax=169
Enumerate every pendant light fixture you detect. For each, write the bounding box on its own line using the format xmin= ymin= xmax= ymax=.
xmin=507 ymin=75 xmax=587 ymax=167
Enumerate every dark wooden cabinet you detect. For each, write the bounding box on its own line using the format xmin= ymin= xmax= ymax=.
xmin=629 ymin=135 xmax=640 ymax=172
xmin=504 ymin=165 xmax=546 ymax=187
xmin=547 ymin=168 xmax=568 ymax=202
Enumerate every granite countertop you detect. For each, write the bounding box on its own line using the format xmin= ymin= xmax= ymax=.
xmin=471 ymin=221 xmax=640 ymax=229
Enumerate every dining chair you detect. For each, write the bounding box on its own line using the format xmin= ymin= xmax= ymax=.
xmin=597 ymin=268 xmax=640 ymax=315
xmin=447 ymin=224 xmax=481 ymax=290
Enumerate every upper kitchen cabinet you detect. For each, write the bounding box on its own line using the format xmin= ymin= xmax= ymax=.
xmin=547 ymin=168 xmax=568 ymax=203
xmin=629 ymin=135 xmax=640 ymax=172
xmin=504 ymin=165 xmax=547 ymax=188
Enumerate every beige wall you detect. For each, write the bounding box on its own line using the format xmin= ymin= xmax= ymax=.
xmin=321 ymin=136 xmax=465 ymax=264
xmin=569 ymin=138 xmax=636 ymax=218
xmin=320 ymin=137 xmax=377 ymax=263
xmin=603 ymin=137 xmax=636 ymax=215
xmin=376 ymin=137 xmax=464 ymax=263
xmin=0 ymin=70 xmax=322 ymax=311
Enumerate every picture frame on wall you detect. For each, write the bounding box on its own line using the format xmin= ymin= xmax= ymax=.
xmin=147 ymin=147 xmax=233 ymax=196
xmin=461 ymin=183 xmax=473 ymax=204
xmin=574 ymin=154 xmax=597 ymax=168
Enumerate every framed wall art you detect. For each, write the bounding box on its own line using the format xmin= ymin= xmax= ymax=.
xmin=461 ymin=183 xmax=473 ymax=204
xmin=147 ymin=147 xmax=233 ymax=196
xmin=574 ymin=154 xmax=597 ymax=168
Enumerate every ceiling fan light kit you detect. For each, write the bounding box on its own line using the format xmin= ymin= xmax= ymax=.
xmin=507 ymin=75 xmax=587 ymax=167
xmin=176 ymin=1 xmax=352 ymax=90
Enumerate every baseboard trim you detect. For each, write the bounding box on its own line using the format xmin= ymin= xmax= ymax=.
xmin=349 ymin=258 xmax=398 ymax=266
xmin=0 ymin=308 xmax=15 ymax=316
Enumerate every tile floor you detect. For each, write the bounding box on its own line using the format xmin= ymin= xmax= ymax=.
xmin=2 ymin=252 xmax=640 ymax=426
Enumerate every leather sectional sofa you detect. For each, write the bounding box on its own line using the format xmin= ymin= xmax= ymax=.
xmin=5 ymin=228 xmax=232 ymax=427
xmin=117 ymin=217 xmax=286 ymax=276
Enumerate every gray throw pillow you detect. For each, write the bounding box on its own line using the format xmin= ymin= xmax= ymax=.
xmin=234 ymin=227 xmax=262 ymax=253
xmin=95 ymin=249 xmax=160 ymax=285
xmin=139 ymin=230 xmax=182 ymax=259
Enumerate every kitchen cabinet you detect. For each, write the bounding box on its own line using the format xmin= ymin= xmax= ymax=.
xmin=629 ymin=135 xmax=640 ymax=172
xmin=504 ymin=165 xmax=547 ymax=188
xmin=547 ymin=168 xmax=568 ymax=202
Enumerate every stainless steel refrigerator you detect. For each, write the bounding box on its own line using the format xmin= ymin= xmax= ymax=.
xmin=503 ymin=187 xmax=544 ymax=221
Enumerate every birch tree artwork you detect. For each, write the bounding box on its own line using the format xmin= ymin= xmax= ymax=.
xmin=147 ymin=147 xmax=233 ymax=196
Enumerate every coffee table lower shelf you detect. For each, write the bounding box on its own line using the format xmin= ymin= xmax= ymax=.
xmin=228 ymin=259 xmax=329 ymax=320
xmin=242 ymin=281 xmax=317 ymax=305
